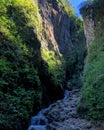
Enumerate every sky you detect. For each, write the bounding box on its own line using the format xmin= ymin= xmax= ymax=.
xmin=71 ymin=0 xmax=86 ymax=17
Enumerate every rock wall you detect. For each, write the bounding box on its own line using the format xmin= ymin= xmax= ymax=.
xmin=81 ymin=7 xmax=95 ymax=47
xmin=83 ymin=15 xmax=95 ymax=47
xmin=36 ymin=0 xmax=72 ymax=56
xmin=35 ymin=0 xmax=86 ymax=88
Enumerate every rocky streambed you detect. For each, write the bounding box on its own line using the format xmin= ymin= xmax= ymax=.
xmin=28 ymin=88 xmax=104 ymax=130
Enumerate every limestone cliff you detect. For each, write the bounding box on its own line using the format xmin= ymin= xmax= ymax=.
xmin=79 ymin=0 xmax=104 ymax=123
xmin=35 ymin=0 xmax=86 ymax=87
xmin=83 ymin=15 xmax=95 ymax=47
xmin=80 ymin=2 xmax=95 ymax=47
xmin=35 ymin=0 xmax=72 ymax=56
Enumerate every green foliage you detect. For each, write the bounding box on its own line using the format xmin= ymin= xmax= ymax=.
xmin=39 ymin=48 xmax=66 ymax=104
xmin=57 ymin=1 xmax=86 ymax=87
xmin=78 ymin=0 xmax=104 ymax=124
xmin=79 ymin=35 xmax=104 ymax=124
xmin=66 ymin=17 xmax=86 ymax=87
xmin=56 ymin=0 xmax=74 ymax=16
xmin=0 ymin=0 xmax=87 ymax=129
xmin=0 ymin=0 xmax=42 ymax=129
xmin=41 ymin=48 xmax=65 ymax=87
xmin=0 ymin=88 xmax=42 ymax=129
xmin=50 ymin=1 xmax=86 ymax=89
xmin=70 ymin=17 xmax=85 ymax=41
xmin=0 ymin=0 xmax=67 ymax=128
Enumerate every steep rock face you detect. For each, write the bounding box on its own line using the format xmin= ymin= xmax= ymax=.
xmin=35 ymin=0 xmax=86 ymax=88
xmin=80 ymin=2 xmax=95 ymax=47
xmin=79 ymin=0 xmax=104 ymax=123
xmin=83 ymin=15 xmax=95 ymax=47
xmin=36 ymin=0 xmax=72 ymax=56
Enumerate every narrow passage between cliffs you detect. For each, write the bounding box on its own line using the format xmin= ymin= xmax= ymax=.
xmin=28 ymin=86 xmax=103 ymax=130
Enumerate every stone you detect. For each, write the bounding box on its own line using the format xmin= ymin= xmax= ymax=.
xmin=35 ymin=0 xmax=73 ymax=56
xmin=83 ymin=15 xmax=95 ymax=47
xmin=28 ymin=125 xmax=46 ymax=130
xmin=28 ymin=88 xmax=100 ymax=130
xmin=66 ymin=82 xmax=73 ymax=90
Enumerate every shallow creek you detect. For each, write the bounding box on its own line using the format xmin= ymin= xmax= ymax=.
xmin=28 ymin=89 xmax=103 ymax=130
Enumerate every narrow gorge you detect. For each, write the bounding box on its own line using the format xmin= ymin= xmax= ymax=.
xmin=0 ymin=0 xmax=104 ymax=130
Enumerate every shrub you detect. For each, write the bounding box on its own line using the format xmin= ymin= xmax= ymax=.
xmin=78 ymin=35 xmax=104 ymax=124
xmin=66 ymin=16 xmax=86 ymax=87
xmin=79 ymin=0 xmax=104 ymax=124
xmin=57 ymin=0 xmax=74 ymax=16
xmin=0 ymin=0 xmax=42 ymax=129
xmin=40 ymin=48 xmax=66 ymax=103
xmin=41 ymin=48 xmax=65 ymax=87
xmin=0 ymin=88 xmax=42 ymax=129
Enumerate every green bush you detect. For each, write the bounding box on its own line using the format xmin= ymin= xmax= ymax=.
xmin=41 ymin=48 xmax=65 ymax=87
xmin=56 ymin=0 xmax=74 ymax=16
xmin=0 ymin=88 xmax=42 ymax=129
xmin=0 ymin=0 xmax=68 ymax=128
xmin=78 ymin=36 xmax=104 ymax=124
xmin=66 ymin=17 xmax=86 ymax=87
xmin=38 ymin=48 xmax=66 ymax=104
xmin=0 ymin=0 xmax=42 ymax=129
xmin=78 ymin=0 xmax=104 ymax=124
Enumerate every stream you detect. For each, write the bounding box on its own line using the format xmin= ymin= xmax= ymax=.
xmin=28 ymin=90 xmax=70 ymax=130
xmin=28 ymin=89 xmax=102 ymax=130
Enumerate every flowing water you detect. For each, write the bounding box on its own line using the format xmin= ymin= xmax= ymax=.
xmin=28 ymin=89 xmax=103 ymax=130
xmin=28 ymin=90 xmax=70 ymax=130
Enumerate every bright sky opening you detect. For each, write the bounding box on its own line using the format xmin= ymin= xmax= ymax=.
xmin=71 ymin=0 xmax=86 ymax=17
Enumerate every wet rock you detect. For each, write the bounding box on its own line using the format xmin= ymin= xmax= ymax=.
xmin=31 ymin=115 xmax=48 ymax=125
xmin=28 ymin=125 xmax=46 ymax=130
xmin=85 ymin=123 xmax=92 ymax=129
xmin=47 ymin=124 xmax=56 ymax=130
xmin=66 ymin=125 xmax=81 ymax=130
xmin=46 ymin=109 xmax=60 ymax=122
xmin=36 ymin=0 xmax=73 ymax=56
xmin=66 ymin=82 xmax=73 ymax=90
xmin=83 ymin=15 xmax=95 ymax=47
xmin=64 ymin=90 xmax=70 ymax=100
xmin=28 ymin=88 xmax=101 ymax=130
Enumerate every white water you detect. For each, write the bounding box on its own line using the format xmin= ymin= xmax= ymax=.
xmin=28 ymin=112 xmax=48 ymax=130
xmin=28 ymin=125 xmax=46 ymax=130
xmin=28 ymin=90 xmax=70 ymax=130
xmin=64 ymin=90 xmax=70 ymax=100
